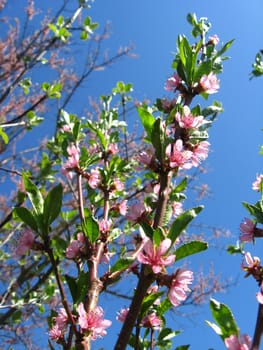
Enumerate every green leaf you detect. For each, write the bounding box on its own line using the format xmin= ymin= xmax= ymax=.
xmin=141 ymin=292 xmax=163 ymax=317
xmin=22 ymin=174 xmax=44 ymax=216
xmin=137 ymin=106 xmax=155 ymax=141
xmin=76 ymin=271 xmax=89 ymax=304
xmin=168 ymin=206 xmax=203 ymax=244
xmin=13 ymin=207 xmax=38 ymax=232
xmin=110 ymin=258 xmax=134 ymax=274
xmin=175 ymin=240 xmax=208 ymax=261
xmin=157 ymin=298 xmax=172 ymax=316
xmin=175 ymin=346 xmax=190 ymax=350
xmin=243 ymin=201 xmax=263 ymax=223
xmin=65 ymin=275 xmax=78 ymax=304
xmin=43 ymin=184 xmax=63 ymax=227
xmin=139 ymin=221 xmax=154 ymax=239
xmin=214 ymin=39 xmax=234 ymax=60
xmin=151 ymin=117 xmax=165 ymax=161
xmin=0 ymin=127 xmax=9 ymax=144
xmin=82 ymin=210 xmax=100 ymax=243
xmin=209 ymin=298 xmax=239 ymax=340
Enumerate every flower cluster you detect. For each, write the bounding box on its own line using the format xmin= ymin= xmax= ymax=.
xmin=77 ymin=303 xmax=112 ymax=340
xmin=49 ymin=308 xmax=68 ymax=341
xmin=224 ymin=334 xmax=251 ymax=350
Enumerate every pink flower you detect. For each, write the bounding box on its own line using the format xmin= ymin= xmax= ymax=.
xmin=15 ymin=229 xmax=35 ymax=256
xmin=113 ymin=178 xmax=124 ymax=191
xmin=199 ymin=72 xmax=219 ymax=94
xmin=99 ymin=219 xmax=112 ymax=233
xmin=108 ymin=143 xmax=119 ymax=154
xmin=116 ymin=308 xmax=129 ymax=322
xmin=54 ymin=308 xmax=68 ymax=329
xmin=137 ymin=151 xmax=153 ymax=166
xmin=126 ymin=201 xmax=150 ymax=223
xmin=209 ymin=34 xmax=219 ymax=46
xmin=66 ymin=240 xmax=82 ymax=259
xmin=175 ymin=106 xmax=204 ymax=129
xmin=191 ymin=141 xmax=210 ymax=167
xmin=118 ymin=200 xmax=128 ymax=216
xmin=239 ymin=218 xmax=255 ymax=242
xmin=242 ymin=252 xmax=261 ymax=277
xmin=49 ymin=324 xmax=64 ymax=341
xmin=141 ymin=312 xmax=162 ymax=329
xmin=77 ymin=303 xmax=112 ymax=340
xmin=165 ymin=73 xmax=181 ymax=91
xmin=252 ymin=174 xmax=263 ymax=191
xmin=88 ymin=168 xmax=101 ymax=189
xmin=171 ymin=202 xmax=183 ymax=217
xmin=224 ymin=334 xmax=251 ymax=350
xmin=137 ymin=238 xmax=175 ymax=274
xmin=168 ymin=269 xmax=193 ymax=306
xmin=166 ymin=140 xmax=193 ymax=169
xmin=62 ymin=144 xmax=80 ymax=178
xmin=66 ymin=233 xmax=85 ymax=259
xmin=49 ymin=308 xmax=69 ymax=342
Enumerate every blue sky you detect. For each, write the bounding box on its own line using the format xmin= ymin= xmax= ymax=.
xmin=5 ymin=0 xmax=263 ymax=348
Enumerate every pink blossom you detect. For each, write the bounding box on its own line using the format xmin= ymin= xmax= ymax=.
xmin=168 ymin=269 xmax=193 ymax=306
xmin=88 ymin=168 xmax=101 ymax=189
xmin=137 ymin=151 xmax=153 ymax=166
xmin=240 ymin=218 xmax=255 ymax=242
xmin=137 ymin=238 xmax=175 ymax=274
xmin=165 ymin=73 xmax=181 ymax=91
xmin=116 ymin=308 xmax=129 ymax=322
xmin=66 ymin=240 xmax=82 ymax=259
xmin=126 ymin=201 xmax=150 ymax=223
xmin=77 ymin=303 xmax=112 ymax=340
xmin=66 ymin=233 xmax=85 ymax=259
xmin=54 ymin=308 xmax=68 ymax=329
xmin=49 ymin=308 xmax=69 ymax=342
xmin=224 ymin=334 xmax=251 ymax=350
xmin=60 ymin=124 xmax=73 ymax=133
xmin=108 ymin=143 xmax=119 ymax=154
xmin=49 ymin=324 xmax=64 ymax=341
xmin=166 ymin=139 xmax=193 ymax=169
xmin=171 ymin=202 xmax=183 ymax=217
xmin=113 ymin=178 xmax=124 ymax=191
xmin=62 ymin=144 xmax=80 ymax=178
xmin=99 ymin=219 xmax=112 ymax=233
xmin=141 ymin=312 xmax=162 ymax=329
xmin=242 ymin=252 xmax=260 ymax=269
xmin=191 ymin=141 xmax=210 ymax=167
xmin=252 ymin=174 xmax=263 ymax=191
xmin=118 ymin=200 xmax=128 ymax=216
xmin=175 ymin=106 xmax=204 ymax=129
xmin=209 ymin=34 xmax=220 ymax=46
xmin=15 ymin=229 xmax=35 ymax=256
xmin=199 ymin=72 xmax=219 ymax=94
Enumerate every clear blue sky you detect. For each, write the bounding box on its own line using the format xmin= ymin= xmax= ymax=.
xmin=6 ymin=0 xmax=263 ymax=348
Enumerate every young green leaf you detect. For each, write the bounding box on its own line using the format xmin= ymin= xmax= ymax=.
xmin=43 ymin=183 xmax=63 ymax=228
xmin=13 ymin=207 xmax=38 ymax=232
xmin=209 ymin=298 xmax=239 ymax=340
xmin=175 ymin=241 xmax=208 ymax=261
xmin=168 ymin=206 xmax=203 ymax=244
xmin=22 ymin=173 xmax=44 ymax=216
xmin=137 ymin=106 xmax=155 ymax=141
xmin=82 ymin=210 xmax=100 ymax=243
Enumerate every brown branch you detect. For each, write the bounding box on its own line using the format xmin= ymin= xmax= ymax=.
xmin=251 ymin=303 xmax=263 ymax=350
